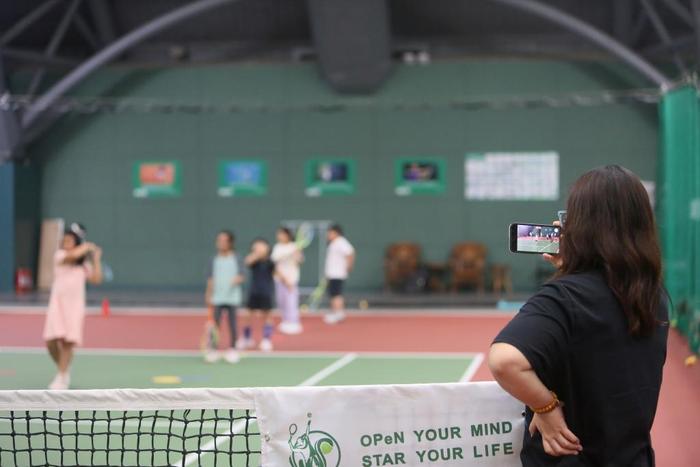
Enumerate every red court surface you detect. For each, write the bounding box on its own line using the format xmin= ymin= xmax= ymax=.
xmin=1 ymin=308 xmax=698 ymax=466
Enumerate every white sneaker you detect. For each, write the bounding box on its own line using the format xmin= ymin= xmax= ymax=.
xmin=48 ymin=373 xmax=68 ymax=390
xmin=259 ymin=338 xmax=273 ymax=352
xmin=278 ymin=321 xmax=303 ymax=335
xmin=236 ymin=338 xmax=254 ymax=350
xmin=63 ymin=372 xmax=71 ymax=389
xmin=48 ymin=374 xmax=61 ymax=390
xmin=204 ymin=351 xmax=221 ymax=363
xmin=224 ymin=349 xmax=240 ymax=364
xmin=323 ymin=311 xmax=346 ymax=325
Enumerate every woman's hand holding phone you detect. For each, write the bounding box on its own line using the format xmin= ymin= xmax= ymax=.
xmin=542 ymin=221 xmax=563 ymax=269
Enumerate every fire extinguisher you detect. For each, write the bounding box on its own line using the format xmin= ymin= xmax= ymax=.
xmin=15 ymin=268 xmax=33 ymax=294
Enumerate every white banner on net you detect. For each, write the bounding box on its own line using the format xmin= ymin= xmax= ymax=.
xmin=255 ymin=381 xmax=524 ymax=467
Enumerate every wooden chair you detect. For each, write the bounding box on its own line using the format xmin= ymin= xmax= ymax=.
xmin=384 ymin=243 xmax=422 ymax=291
xmin=491 ymin=263 xmax=513 ymax=296
xmin=449 ymin=243 xmax=487 ymax=293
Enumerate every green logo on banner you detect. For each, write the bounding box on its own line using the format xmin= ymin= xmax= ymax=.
xmin=288 ymin=414 xmax=341 ymax=467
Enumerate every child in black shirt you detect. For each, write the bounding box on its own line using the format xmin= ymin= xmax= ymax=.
xmin=239 ymin=239 xmax=276 ymax=351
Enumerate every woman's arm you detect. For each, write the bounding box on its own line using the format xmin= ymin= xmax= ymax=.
xmin=489 ymin=343 xmax=582 ymax=456
xmin=489 ymin=343 xmax=553 ymax=407
xmin=87 ymin=246 xmax=103 ymax=284
xmin=61 ymin=243 xmax=93 ymax=264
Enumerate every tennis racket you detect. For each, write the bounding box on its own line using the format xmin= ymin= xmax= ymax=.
xmin=305 ymin=279 xmax=328 ymax=313
xmin=101 ymin=261 xmax=114 ymax=282
xmin=200 ymin=305 xmax=219 ymax=353
xmin=295 ymin=222 xmax=315 ymax=250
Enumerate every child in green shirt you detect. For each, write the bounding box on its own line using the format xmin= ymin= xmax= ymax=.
xmin=205 ymin=230 xmax=244 ymax=363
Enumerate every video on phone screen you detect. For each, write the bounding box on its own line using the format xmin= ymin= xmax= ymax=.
xmin=517 ymin=224 xmax=560 ymax=254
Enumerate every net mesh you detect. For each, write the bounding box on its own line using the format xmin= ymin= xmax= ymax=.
xmin=0 ymin=390 xmax=261 ymax=467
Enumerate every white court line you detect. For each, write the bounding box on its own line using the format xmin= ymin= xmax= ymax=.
xmin=0 ymin=346 xmax=480 ymax=360
xmin=178 ymin=419 xmax=250 ymax=467
xmin=459 ymin=352 xmax=485 ymax=382
xmin=178 ymin=353 xmax=358 ymax=467
xmin=297 ymin=352 xmax=357 ymax=386
xmin=536 ymin=240 xmax=558 ymax=254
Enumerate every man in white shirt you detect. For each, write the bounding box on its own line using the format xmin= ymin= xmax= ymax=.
xmin=323 ymin=224 xmax=355 ymax=324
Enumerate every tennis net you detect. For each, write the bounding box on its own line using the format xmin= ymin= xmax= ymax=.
xmin=0 ymin=388 xmax=260 ymax=467
xmin=1 ymin=382 xmax=525 ymax=467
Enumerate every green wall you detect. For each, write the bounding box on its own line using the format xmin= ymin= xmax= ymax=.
xmin=14 ymin=164 xmax=40 ymax=273
xmin=25 ymin=60 xmax=659 ymax=291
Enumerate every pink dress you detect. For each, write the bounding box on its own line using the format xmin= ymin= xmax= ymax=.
xmin=43 ymin=250 xmax=91 ymax=345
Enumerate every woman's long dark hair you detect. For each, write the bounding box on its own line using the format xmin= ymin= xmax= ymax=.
xmin=558 ymin=165 xmax=662 ymax=337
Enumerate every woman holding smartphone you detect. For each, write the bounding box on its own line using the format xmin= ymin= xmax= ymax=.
xmin=44 ymin=224 xmax=103 ymax=390
xmin=489 ymin=165 xmax=668 ymax=465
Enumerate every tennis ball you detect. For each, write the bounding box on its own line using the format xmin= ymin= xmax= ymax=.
xmin=359 ymin=299 xmax=369 ymax=310
xmin=319 ymin=440 xmax=333 ymax=455
xmin=300 ymin=304 xmax=309 ymax=314
xmin=152 ymin=375 xmax=182 ymax=384
xmin=685 ymin=355 xmax=697 ymax=366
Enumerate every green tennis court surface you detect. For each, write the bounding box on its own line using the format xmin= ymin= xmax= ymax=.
xmin=517 ymin=237 xmax=559 ymax=254
xmin=0 ymin=350 xmax=476 ymax=390
xmin=1 ymin=350 xmax=477 ymax=466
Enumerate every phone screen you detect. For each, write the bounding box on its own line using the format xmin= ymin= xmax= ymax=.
xmin=509 ymin=223 xmax=561 ymax=254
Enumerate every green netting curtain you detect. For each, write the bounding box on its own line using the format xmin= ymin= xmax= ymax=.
xmin=659 ymin=84 xmax=700 ymax=353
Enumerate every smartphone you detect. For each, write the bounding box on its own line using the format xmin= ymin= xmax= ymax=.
xmin=509 ymin=223 xmax=561 ymax=254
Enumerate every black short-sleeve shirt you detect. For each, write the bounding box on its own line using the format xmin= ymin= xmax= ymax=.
xmin=494 ymin=271 xmax=668 ymax=467
xmin=248 ymin=259 xmax=275 ymax=296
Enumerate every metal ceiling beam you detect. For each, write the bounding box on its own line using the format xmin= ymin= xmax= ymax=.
xmin=692 ymin=0 xmax=700 ymax=66
xmin=26 ymin=0 xmax=82 ymax=96
xmin=1 ymin=48 xmax=80 ymax=68
xmin=0 ymin=0 xmax=62 ymax=47
xmin=632 ymin=7 xmax=650 ymax=45
xmin=489 ymin=0 xmax=672 ymax=88
xmin=641 ymin=0 xmax=687 ymax=73
xmin=643 ymin=34 xmax=695 ymax=57
xmin=661 ymin=0 xmax=695 ymax=28
xmin=22 ymin=0 xmax=237 ymax=130
xmin=72 ymin=12 xmax=101 ymax=51
xmin=613 ymin=0 xmax=635 ymax=45
xmin=88 ymin=0 xmax=118 ymax=46
xmin=0 ymin=60 xmax=22 ymax=162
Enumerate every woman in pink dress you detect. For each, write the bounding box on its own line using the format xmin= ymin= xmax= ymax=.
xmin=43 ymin=226 xmax=103 ymax=389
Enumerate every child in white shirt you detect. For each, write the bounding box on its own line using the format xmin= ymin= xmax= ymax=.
xmin=271 ymin=227 xmax=303 ymax=334
xmin=323 ymin=224 xmax=355 ymax=324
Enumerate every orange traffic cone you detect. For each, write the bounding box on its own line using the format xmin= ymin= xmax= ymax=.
xmin=101 ymin=297 xmax=110 ymax=318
